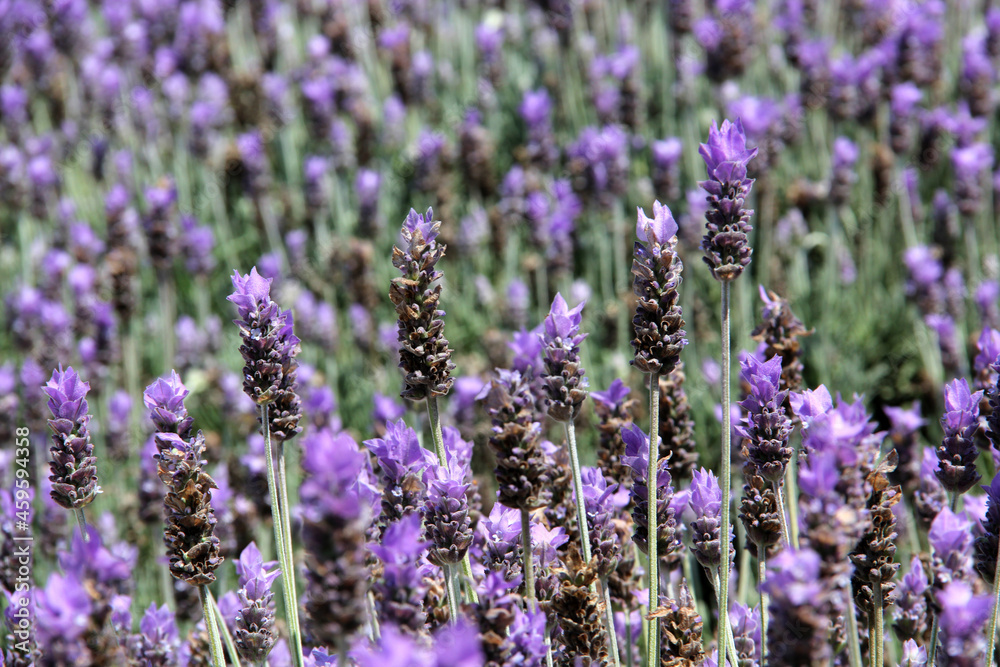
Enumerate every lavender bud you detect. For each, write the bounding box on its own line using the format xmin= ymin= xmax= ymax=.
xmin=631 ymin=201 xmax=687 ymax=377
xmin=700 ymin=118 xmax=758 ymax=282
xmin=42 ymin=366 xmax=100 ymax=510
xmin=234 ymin=542 xmax=280 ymax=663
xmin=539 ymin=293 xmax=588 ymax=422
xmin=935 ymin=378 xmax=983 ymax=494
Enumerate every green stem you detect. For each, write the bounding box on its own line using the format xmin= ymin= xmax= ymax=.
xmin=426 ymin=396 xmax=479 ymax=604
xmin=785 ymin=449 xmax=800 ymax=548
xmin=277 ymin=441 xmax=303 ymax=661
xmin=874 ymin=583 xmax=884 ymax=667
xmin=75 ymin=508 xmax=90 ymax=542
xmin=647 ymin=372 xmax=661 ymax=667
xmin=199 ymin=585 xmax=226 ymax=667
xmin=522 ymin=509 xmax=537 ymax=610
xmin=262 ymin=406 xmax=303 ymax=667
xmin=759 ymin=554 xmax=768 ymax=665
xmin=774 ymin=483 xmax=791 ymax=546
xmin=445 ymin=564 xmax=460 ymax=625
xmin=160 ymin=279 xmax=175 ymax=373
xmin=601 ymin=576 xmax=621 ymax=667
xmin=209 ymin=590 xmax=243 ymax=667
xmin=719 ymin=282 xmax=733 ymax=666
xmin=846 ymin=593 xmax=864 ymax=667
xmin=987 ymin=547 xmax=1000 ymax=667
xmin=711 ymin=570 xmax=741 ymax=667
xmin=564 ymin=419 xmax=618 ymax=662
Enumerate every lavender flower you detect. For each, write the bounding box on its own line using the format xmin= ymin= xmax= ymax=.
xmin=631 ymin=201 xmax=687 ymax=376
xmin=936 ymin=378 xmax=984 ymax=494
xmin=737 ymin=354 xmax=792 ymax=484
xmin=936 ymin=581 xmax=991 ymax=666
xmin=228 ymin=268 xmax=302 ymax=440
xmin=893 ymin=556 xmax=930 ymax=644
xmin=975 ymin=472 xmax=1000 ymax=585
xmin=477 ymin=502 xmax=523 ymax=581
xmin=390 ymin=208 xmax=456 ymax=400
xmin=422 ymin=460 xmax=474 ymax=567
xmin=762 ymin=548 xmax=831 ymax=665
xmin=300 ymin=427 xmax=374 ymax=646
xmin=580 ymin=467 xmax=628 ymax=577
xmin=621 ymin=423 xmax=678 ymax=559
xmin=370 ymin=514 xmax=432 ymax=635
xmin=930 ymin=508 xmax=974 ymax=593
xmin=365 ymin=419 xmax=436 ymax=524
xmin=42 ymin=366 xmax=100 ymax=511
xmin=700 ymin=118 xmax=758 ymax=282
xmin=687 ymin=467 xmax=733 ymax=570
xmin=651 ymin=138 xmax=683 ymax=202
xmin=952 ymin=142 xmax=994 ymax=218
xmin=829 ymin=136 xmax=859 ymax=208
xmin=539 ymin=293 xmax=588 ymax=422
xmin=144 ymin=372 xmax=223 ymax=586
xmin=234 ymin=542 xmax=280 ymax=663
xmin=885 ymin=402 xmax=926 ymax=493
xmin=129 ymin=603 xmax=182 ymax=666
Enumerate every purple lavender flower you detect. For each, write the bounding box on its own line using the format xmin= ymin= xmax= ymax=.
xmin=365 ymin=419 xmax=436 ymax=523
xmin=42 ymin=366 xmax=100 ymax=511
xmin=885 ymin=401 xmax=926 ymax=493
xmin=893 ymin=556 xmax=930 ymax=644
xmin=936 ymin=581 xmax=991 ymax=666
xmin=390 ymin=208 xmax=456 ymax=400
xmin=229 ymin=267 xmax=302 ymax=440
xmin=974 ymin=328 xmax=1000 ymax=391
xmin=300 ymin=428 xmax=374 ymax=645
xmin=687 ymin=467 xmax=733 ymax=570
xmin=520 ymin=89 xmax=558 ymax=171
xmin=830 ymin=136 xmax=859 ymax=207
xmin=953 ymin=142 xmax=994 ymax=218
xmin=651 ymin=138 xmax=683 ymax=201
xmin=762 ymin=548 xmax=831 ymax=665
xmin=234 ymin=542 xmax=280 ymax=663
xmin=700 ymin=118 xmax=757 ymax=282
xmin=736 ymin=354 xmax=792 ymax=484
xmin=621 ymin=423 xmax=678 ymax=559
xmin=631 ymin=201 xmax=687 ymax=376
xmin=477 ymin=502 xmax=522 ymax=581
xmin=581 ymin=466 xmax=628 ymax=577
xmin=370 ymin=514 xmax=432 ymax=634
xmin=935 ymin=378 xmax=984 ymax=494
xmin=539 ymin=293 xmax=588 ymax=422
xmin=889 ymin=83 xmax=923 ymax=155
xmin=422 ymin=460 xmax=474 ymax=567
xmin=974 ymin=472 xmax=1000 ymax=585
xmin=129 ymin=603 xmax=181 ymax=666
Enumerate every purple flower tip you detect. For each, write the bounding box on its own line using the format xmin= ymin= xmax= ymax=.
xmin=942 ymin=378 xmax=983 ymax=432
xmin=43 ymin=365 xmax=90 ymax=422
xmin=699 ymin=117 xmax=758 ymax=183
xmin=227 ymin=267 xmax=273 ymax=321
xmin=636 ymin=200 xmax=678 ymax=245
xmin=542 ymin=293 xmax=586 ymax=341
xmin=689 ymin=467 xmax=723 ymax=517
xmin=591 ymin=378 xmax=631 ymax=409
xmin=403 ymin=207 xmax=438 ymax=242
xmin=235 ymin=541 xmax=281 ymax=600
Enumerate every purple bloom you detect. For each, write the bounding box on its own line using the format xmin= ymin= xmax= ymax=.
xmin=936 ymin=581 xmax=991 ymax=664
xmin=234 ymin=541 xmax=279 ymax=663
xmin=591 ymin=379 xmax=631 ymax=410
xmin=700 ymin=118 xmax=757 ymax=282
xmin=975 ymin=472 xmax=1000 ymax=584
xmin=930 ymin=508 xmax=974 ymax=585
xmin=936 ymin=379 xmax=983 ymax=494
xmin=539 ymin=293 xmax=589 ymax=422
xmin=43 ymin=366 xmax=100 ymax=510
xmin=635 ymin=200 xmax=679 ymax=246
xmin=736 ymin=353 xmax=792 ymax=483
xmin=974 ymin=328 xmax=1000 ymax=390
xmin=365 ymin=419 xmax=436 ymax=522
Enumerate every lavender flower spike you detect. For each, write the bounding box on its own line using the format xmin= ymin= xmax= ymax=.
xmin=631 ymin=201 xmax=687 ymax=376
xmin=539 ymin=293 xmax=589 ymax=422
xmin=700 ymin=118 xmax=758 ymax=283
xmin=234 ymin=541 xmax=280 ymax=664
xmin=43 ymin=365 xmax=100 ymax=529
xmin=976 ymin=471 xmax=1000 ymax=667
xmin=736 ymin=354 xmax=792 ymax=484
xmin=935 ymin=378 xmax=984 ymax=494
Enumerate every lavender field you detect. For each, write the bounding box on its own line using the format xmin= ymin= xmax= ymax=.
xmin=3 ymin=0 xmax=1000 ymax=665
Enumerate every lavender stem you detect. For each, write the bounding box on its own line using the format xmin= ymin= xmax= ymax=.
xmin=719 ymin=281 xmax=733 ymax=666
xmin=846 ymin=592 xmax=864 ymax=667
xmin=647 ymin=372 xmax=661 ymax=667
xmin=427 ymin=396 xmax=479 ymax=604
xmin=601 ymin=577 xmax=621 ymax=667
xmin=759 ymin=555 xmax=768 ymax=664
xmin=261 ymin=405 xmax=303 ymax=667
xmin=209 ymin=590 xmax=243 ymax=667
xmin=564 ymin=419 xmax=618 ymax=664
xmin=276 ymin=440 xmax=304 ymax=658
xmin=445 ymin=564 xmax=460 ymax=625
xmin=711 ymin=569 xmax=741 ymax=667
xmin=774 ymin=483 xmax=791 ymax=545
xmin=785 ymin=449 xmax=800 ymax=547
xmin=75 ymin=508 xmax=90 ymax=542
xmin=199 ymin=585 xmax=226 ymax=667
xmin=874 ymin=582 xmax=884 ymax=667
xmin=521 ymin=509 xmax=536 ymax=610
xmin=985 ymin=543 xmax=1000 ymax=667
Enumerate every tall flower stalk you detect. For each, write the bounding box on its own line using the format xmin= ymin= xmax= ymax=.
xmin=228 ymin=267 xmax=304 ymax=667
xmin=42 ymin=365 xmax=100 ymax=539
xmin=629 ymin=200 xmax=686 ymax=663
xmin=389 ymin=208 xmax=478 ymax=604
xmin=978 ymin=360 xmax=1000 ymax=667
xmin=699 ymin=117 xmax=757 ymax=663
xmin=538 ymin=293 xmax=618 ymax=662
xmin=144 ymin=371 xmax=225 ymax=667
